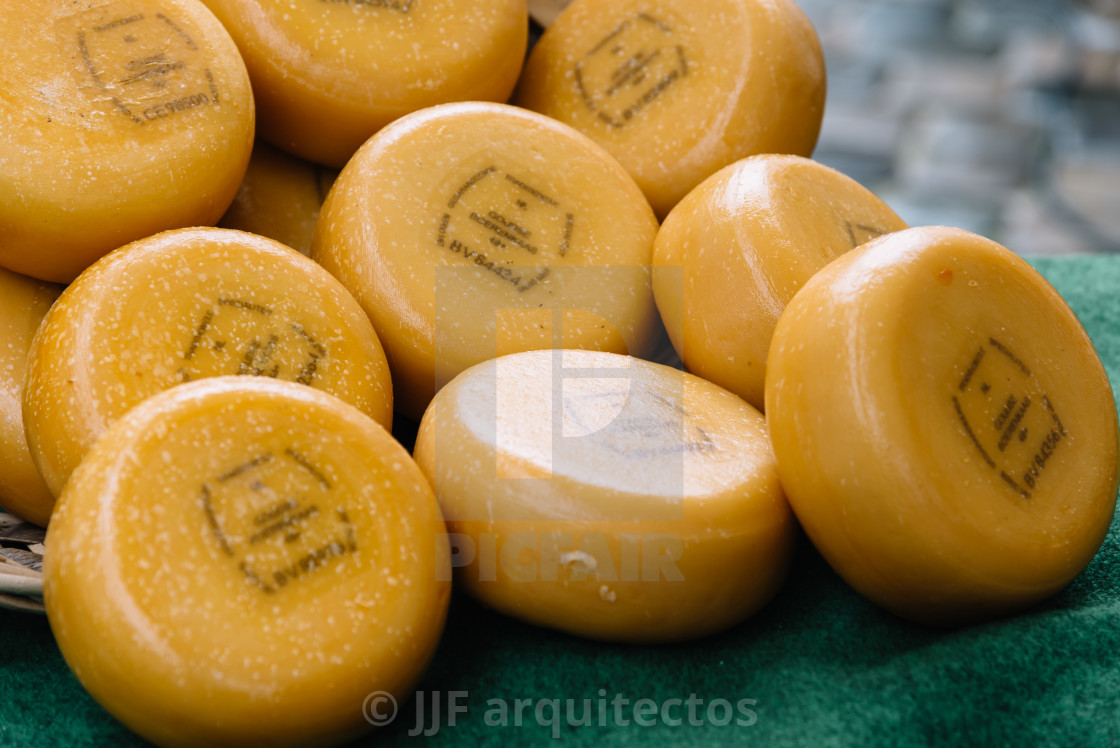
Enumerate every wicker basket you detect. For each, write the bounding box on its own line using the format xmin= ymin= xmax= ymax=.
xmin=0 ymin=513 xmax=45 ymax=614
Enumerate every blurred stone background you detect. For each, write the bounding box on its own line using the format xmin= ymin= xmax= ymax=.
xmin=797 ymin=0 xmax=1120 ymax=254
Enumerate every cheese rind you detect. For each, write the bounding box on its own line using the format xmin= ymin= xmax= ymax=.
xmin=414 ymin=349 xmax=794 ymax=642
xmin=765 ymin=226 xmax=1120 ymax=626
xmin=0 ymin=268 xmax=61 ymax=527
xmin=653 ymin=154 xmax=907 ymax=410
xmin=313 ymin=102 xmax=660 ymax=419
xmin=44 ymin=376 xmax=450 ymax=747
xmin=0 ymin=0 xmax=254 ymax=283
xmin=25 ymin=227 xmax=392 ymax=499
xmin=200 ymin=0 xmax=528 ymax=167
xmin=514 ymin=0 xmax=826 ymax=217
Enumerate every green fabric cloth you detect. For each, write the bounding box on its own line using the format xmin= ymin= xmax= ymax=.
xmin=3 ymin=256 xmax=1119 ymax=747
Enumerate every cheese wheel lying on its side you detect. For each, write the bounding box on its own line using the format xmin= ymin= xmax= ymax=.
xmin=219 ymin=141 xmax=338 ymax=257
xmin=414 ymin=349 xmax=795 ymax=643
xmin=515 ymin=0 xmax=825 ymax=217
xmin=200 ymin=0 xmax=528 ymax=167
xmin=44 ymin=377 xmax=450 ymax=748
xmin=0 ymin=268 xmax=61 ymax=527
xmin=313 ymin=101 xmax=661 ymax=420
xmin=25 ymin=227 xmax=392 ymax=501
xmin=654 ymin=154 xmax=908 ymax=411
xmin=765 ymin=225 xmax=1120 ymax=626
xmin=0 ymin=0 xmax=254 ymax=283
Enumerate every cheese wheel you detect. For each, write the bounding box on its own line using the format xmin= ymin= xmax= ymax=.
xmin=653 ymin=154 xmax=908 ymax=411
xmin=25 ymin=227 xmax=392 ymax=499
xmin=0 ymin=0 xmax=254 ymax=283
xmin=219 ymin=141 xmax=337 ymax=257
xmin=0 ymin=269 xmax=62 ymax=527
xmin=313 ymin=102 xmax=661 ymax=420
xmin=44 ymin=376 xmax=450 ymax=747
xmin=200 ymin=0 xmax=528 ymax=167
xmin=414 ymin=349 xmax=794 ymax=642
xmin=765 ymin=226 xmax=1120 ymax=626
xmin=514 ymin=0 xmax=825 ymax=218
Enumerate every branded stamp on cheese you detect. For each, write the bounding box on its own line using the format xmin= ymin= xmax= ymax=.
xmin=313 ymin=102 xmax=661 ymax=419
xmin=765 ymin=225 xmax=1120 ymax=626
xmin=0 ymin=269 xmax=61 ymax=527
xmin=200 ymin=0 xmax=528 ymax=166
xmin=653 ymin=154 xmax=908 ymax=411
xmin=220 ymin=141 xmax=337 ymax=257
xmin=0 ymin=0 xmax=254 ymax=283
xmin=514 ymin=0 xmax=826 ymax=217
xmin=44 ymin=377 xmax=450 ymax=747
xmin=414 ymin=349 xmax=795 ymax=642
xmin=24 ymin=227 xmax=393 ymax=500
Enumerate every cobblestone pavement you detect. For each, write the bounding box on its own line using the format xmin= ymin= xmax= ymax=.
xmin=799 ymin=0 xmax=1120 ymax=254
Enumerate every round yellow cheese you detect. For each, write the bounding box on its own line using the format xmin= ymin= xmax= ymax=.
xmin=765 ymin=226 xmax=1120 ymax=626
xmin=0 ymin=0 xmax=254 ymax=283
xmin=654 ymin=154 xmax=908 ymax=411
xmin=514 ymin=0 xmax=826 ymax=218
xmin=414 ymin=349 xmax=794 ymax=642
xmin=313 ymin=101 xmax=661 ymax=420
xmin=200 ymin=0 xmax=528 ymax=167
xmin=25 ymin=227 xmax=393 ymax=499
xmin=219 ymin=141 xmax=337 ymax=257
xmin=44 ymin=376 xmax=450 ymax=747
xmin=0 ymin=268 xmax=61 ymax=527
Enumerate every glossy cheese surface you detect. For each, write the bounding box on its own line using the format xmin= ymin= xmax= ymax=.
xmin=220 ymin=141 xmax=337 ymax=257
xmin=0 ymin=0 xmax=254 ymax=283
xmin=313 ymin=102 xmax=660 ymax=419
xmin=414 ymin=349 xmax=794 ymax=642
xmin=201 ymin=0 xmax=528 ymax=167
xmin=25 ymin=227 xmax=392 ymax=498
xmin=44 ymin=377 xmax=450 ymax=747
xmin=654 ymin=154 xmax=907 ymax=410
xmin=765 ymin=226 xmax=1120 ymax=626
xmin=0 ymin=269 xmax=61 ymax=527
xmin=514 ymin=0 xmax=826 ymax=217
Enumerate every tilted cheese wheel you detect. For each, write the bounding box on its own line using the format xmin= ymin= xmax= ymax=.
xmin=219 ymin=141 xmax=337 ymax=257
xmin=514 ymin=0 xmax=825 ymax=218
xmin=765 ymin=226 xmax=1120 ymax=626
xmin=0 ymin=268 xmax=61 ymax=527
xmin=44 ymin=377 xmax=450 ymax=747
xmin=25 ymin=227 xmax=392 ymax=499
xmin=313 ymin=102 xmax=661 ymax=420
xmin=0 ymin=0 xmax=254 ymax=283
xmin=653 ymin=154 xmax=908 ymax=411
xmin=414 ymin=349 xmax=794 ymax=642
xmin=200 ymin=0 xmax=528 ymax=167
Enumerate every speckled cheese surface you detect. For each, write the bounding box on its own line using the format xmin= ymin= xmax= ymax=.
xmin=0 ymin=268 xmax=61 ymax=527
xmin=414 ymin=349 xmax=795 ymax=643
xmin=653 ymin=154 xmax=908 ymax=411
xmin=24 ymin=227 xmax=393 ymax=501
xmin=0 ymin=0 xmax=254 ymax=283
xmin=44 ymin=376 xmax=450 ymax=748
xmin=765 ymin=226 xmax=1120 ymax=626
xmin=200 ymin=0 xmax=528 ymax=167
xmin=514 ymin=0 xmax=826 ymax=218
xmin=313 ymin=101 xmax=661 ymax=420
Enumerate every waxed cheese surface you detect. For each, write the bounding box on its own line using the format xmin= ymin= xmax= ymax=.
xmin=515 ymin=0 xmax=825 ymax=217
xmin=201 ymin=0 xmax=528 ymax=166
xmin=44 ymin=377 xmax=449 ymax=748
xmin=653 ymin=154 xmax=908 ymax=410
xmin=414 ymin=349 xmax=794 ymax=642
xmin=765 ymin=226 xmax=1120 ymax=626
xmin=219 ymin=140 xmax=337 ymax=257
xmin=0 ymin=0 xmax=254 ymax=283
xmin=0 ymin=268 xmax=61 ymax=527
xmin=313 ymin=101 xmax=660 ymax=419
xmin=25 ymin=227 xmax=392 ymax=499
